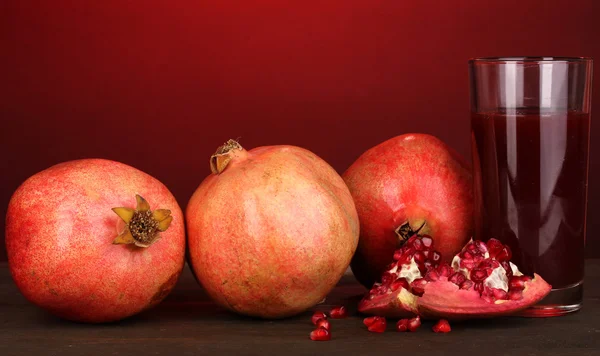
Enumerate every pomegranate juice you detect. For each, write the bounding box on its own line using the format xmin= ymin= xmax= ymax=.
xmin=471 ymin=110 xmax=590 ymax=290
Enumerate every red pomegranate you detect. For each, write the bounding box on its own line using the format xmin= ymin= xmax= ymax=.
xmin=186 ymin=140 xmax=359 ymax=319
xmin=5 ymin=159 xmax=186 ymax=323
xmin=343 ymin=134 xmax=473 ymax=287
xmin=358 ymin=235 xmax=551 ymax=319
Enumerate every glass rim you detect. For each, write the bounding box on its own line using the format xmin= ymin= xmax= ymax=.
xmin=469 ymin=56 xmax=592 ymax=64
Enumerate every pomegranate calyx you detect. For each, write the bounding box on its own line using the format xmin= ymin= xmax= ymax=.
xmin=394 ymin=219 xmax=430 ymax=245
xmin=210 ymin=139 xmax=248 ymax=174
xmin=112 ymin=194 xmax=172 ymax=248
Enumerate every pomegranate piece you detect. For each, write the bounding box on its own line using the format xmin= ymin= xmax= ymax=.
xmin=316 ymin=318 xmax=330 ymax=330
xmin=432 ymin=319 xmax=451 ymax=333
xmin=329 ymin=306 xmax=348 ymax=319
xmin=363 ymin=316 xmax=387 ymax=333
xmin=186 ymin=140 xmax=359 ymax=319
xmin=5 ymin=159 xmax=186 ymax=323
xmin=343 ymin=134 xmax=474 ymax=288
xmin=311 ymin=311 xmax=327 ymax=325
xmin=358 ymin=237 xmax=552 ymax=320
xmin=310 ymin=327 xmax=331 ymax=341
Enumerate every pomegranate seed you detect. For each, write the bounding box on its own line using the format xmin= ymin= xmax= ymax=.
xmin=316 ymin=318 xmax=330 ymax=330
xmin=412 ymin=238 xmax=424 ymax=251
xmin=311 ymin=311 xmax=327 ymax=325
xmin=474 ymin=282 xmax=484 ymax=293
xmin=399 ymin=253 xmax=412 ymax=265
xmin=421 ymin=235 xmax=433 ymax=249
xmin=487 ymin=238 xmax=504 ymax=258
xmin=364 ymin=316 xmax=386 ymax=333
xmin=310 ymin=327 xmax=331 ymax=341
xmin=470 ymin=268 xmax=488 ymax=282
xmin=496 ymin=246 xmax=512 ymax=262
xmin=381 ymin=272 xmax=396 ymax=286
xmin=417 ymin=262 xmax=428 ymax=276
xmin=437 ymin=263 xmax=452 ymax=277
xmin=414 ymin=251 xmax=426 ymax=264
xmin=424 ymin=261 xmax=434 ymax=271
xmin=408 ymin=316 xmax=421 ymax=332
xmin=466 ymin=243 xmax=478 ymax=253
xmin=462 ymin=251 xmax=474 ymax=260
xmin=501 ymin=261 xmax=513 ymax=279
xmin=396 ymin=319 xmax=409 ymax=332
xmin=329 ymin=306 xmax=347 ymax=319
xmin=431 ymin=251 xmax=441 ymax=262
xmin=404 ymin=247 xmax=416 ymax=258
xmin=509 ymin=275 xmax=531 ymax=290
xmin=393 ymin=250 xmax=403 ymax=261
xmin=406 ymin=235 xmax=419 ymax=246
xmin=425 ymin=269 xmax=440 ymax=281
xmin=508 ymin=290 xmax=523 ymax=300
xmin=475 ymin=240 xmax=488 ymax=254
xmin=460 ymin=280 xmax=474 ymax=290
xmin=432 ymin=319 xmax=451 ymax=333
xmin=448 ymin=272 xmax=466 ymax=286
xmin=410 ymin=278 xmax=427 ymax=296
xmin=460 ymin=258 xmax=476 ymax=270
xmin=492 ymin=288 xmax=508 ymax=300
xmin=390 ymin=277 xmax=409 ymax=291
xmin=375 ymin=284 xmax=389 ymax=295
xmin=482 ymin=294 xmax=495 ymax=304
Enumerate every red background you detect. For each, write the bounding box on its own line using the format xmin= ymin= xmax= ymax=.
xmin=1 ymin=1 xmax=599 ymax=260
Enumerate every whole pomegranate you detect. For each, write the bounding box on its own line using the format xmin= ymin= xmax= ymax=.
xmin=5 ymin=159 xmax=186 ymax=323
xmin=343 ymin=134 xmax=473 ymax=287
xmin=186 ymin=140 xmax=359 ymax=319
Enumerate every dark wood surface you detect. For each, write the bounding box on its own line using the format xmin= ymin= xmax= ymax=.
xmin=1 ymin=261 xmax=600 ymax=356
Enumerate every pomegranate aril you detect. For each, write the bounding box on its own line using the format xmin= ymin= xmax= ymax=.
xmin=431 ymin=251 xmax=441 ymax=263
xmin=492 ymin=288 xmax=508 ymax=300
xmin=462 ymin=251 xmax=474 ymax=260
xmin=475 ymin=240 xmax=488 ymax=254
xmin=396 ymin=319 xmax=409 ymax=332
xmin=329 ymin=306 xmax=347 ymax=319
xmin=412 ymin=238 xmax=424 ymax=251
xmin=311 ymin=311 xmax=327 ymax=325
xmin=432 ymin=319 xmax=451 ymax=333
xmin=398 ymin=253 xmax=412 ymax=265
xmin=421 ymin=235 xmax=433 ymax=249
xmin=364 ymin=316 xmax=386 ymax=333
xmin=460 ymin=259 xmax=476 ymax=270
xmin=316 ymin=318 xmax=330 ymax=330
xmin=508 ymin=290 xmax=523 ymax=300
xmin=466 ymin=243 xmax=478 ymax=253
xmin=474 ymin=282 xmax=484 ymax=293
xmin=410 ymin=278 xmax=427 ymax=296
xmin=509 ymin=275 xmax=531 ymax=291
xmin=390 ymin=277 xmax=409 ymax=291
xmin=417 ymin=262 xmax=428 ymax=276
xmin=437 ymin=263 xmax=452 ymax=277
xmin=406 ymin=235 xmax=419 ymax=246
xmin=414 ymin=251 xmax=426 ymax=264
xmin=374 ymin=284 xmax=389 ymax=295
xmin=393 ymin=250 xmax=403 ymax=261
xmin=470 ymin=269 xmax=488 ymax=283
xmin=487 ymin=238 xmax=504 ymax=258
xmin=424 ymin=261 xmax=434 ymax=271
xmin=460 ymin=280 xmax=474 ymax=290
xmin=496 ymin=246 xmax=512 ymax=262
xmin=501 ymin=261 xmax=513 ymax=279
xmin=408 ymin=316 xmax=421 ymax=332
xmin=448 ymin=272 xmax=466 ymax=286
xmin=425 ymin=269 xmax=440 ymax=282
xmin=310 ymin=327 xmax=331 ymax=341
xmin=381 ymin=272 xmax=396 ymax=286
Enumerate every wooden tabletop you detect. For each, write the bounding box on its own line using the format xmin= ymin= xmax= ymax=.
xmin=1 ymin=260 xmax=599 ymax=356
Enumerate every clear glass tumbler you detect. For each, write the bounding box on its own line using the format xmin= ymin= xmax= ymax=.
xmin=469 ymin=57 xmax=593 ymax=316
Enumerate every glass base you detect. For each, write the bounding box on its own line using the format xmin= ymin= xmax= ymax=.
xmin=516 ymin=281 xmax=583 ymax=317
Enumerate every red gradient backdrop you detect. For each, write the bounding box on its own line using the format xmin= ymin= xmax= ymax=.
xmin=1 ymin=1 xmax=599 ymax=260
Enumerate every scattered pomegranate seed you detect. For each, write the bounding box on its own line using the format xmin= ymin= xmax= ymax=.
xmin=316 ymin=318 xmax=330 ymax=330
xmin=310 ymin=327 xmax=331 ymax=341
xmin=408 ymin=316 xmax=421 ymax=332
xmin=363 ymin=316 xmax=387 ymax=333
xmin=432 ymin=319 xmax=451 ymax=333
xmin=311 ymin=311 xmax=327 ymax=325
xmin=396 ymin=319 xmax=409 ymax=332
xmin=329 ymin=306 xmax=348 ymax=319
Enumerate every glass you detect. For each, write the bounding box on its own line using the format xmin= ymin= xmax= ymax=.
xmin=469 ymin=57 xmax=593 ymax=316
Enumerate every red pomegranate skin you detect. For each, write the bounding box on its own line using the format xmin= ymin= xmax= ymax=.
xmin=186 ymin=142 xmax=359 ymax=319
xmin=343 ymin=134 xmax=473 ymax=287
xmin=5 ymin=159 xmax=185 ymax=323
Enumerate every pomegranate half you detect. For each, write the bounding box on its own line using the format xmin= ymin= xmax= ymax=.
xmin=186 ymin=140 xmax=359 ymax=319
xmin=343 ymin=134 xmax=473 ymax=287
xmin=358 ymin=235 xmax=551 ymax=320
xmin=5 ymin=159 xmax=186 ymax=323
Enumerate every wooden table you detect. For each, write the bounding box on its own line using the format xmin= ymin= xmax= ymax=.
xmin=1 ymin=261 xmax=599 ymax=355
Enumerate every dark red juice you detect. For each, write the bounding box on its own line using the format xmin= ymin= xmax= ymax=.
xmin=471 ymin=109 xmax=590 ymax=289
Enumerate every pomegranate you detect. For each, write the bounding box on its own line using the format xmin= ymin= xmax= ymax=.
xmin=432 ymin=319 xmax=451 ymax=333
xmin=186 ymin=140 xmax=359 ymax=319
xmin=5 ymin=159 xmax=186 ymax=323
xmin=343 ymin=134 xmax=473 ymax=287
xmin=358 ymin=236 xmax=552 ymax=320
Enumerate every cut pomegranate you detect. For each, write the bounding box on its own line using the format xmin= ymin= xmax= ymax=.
xmin=329 ymin=306 xmax=348 ymax=319
xmin=310 ymin=327 xmax=331 ymax=341
xmin=358 ymin=237 xmax=552 ymax=320
xmin=363 ymin=316 xmax=387 ymax=333
xmin=311 ymin=311 xmax=327 ymax=325
xmin=432 ymin=319 xmax=451 ymax=333
xmin=316 ymin=318 xmax=330 ymax=331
